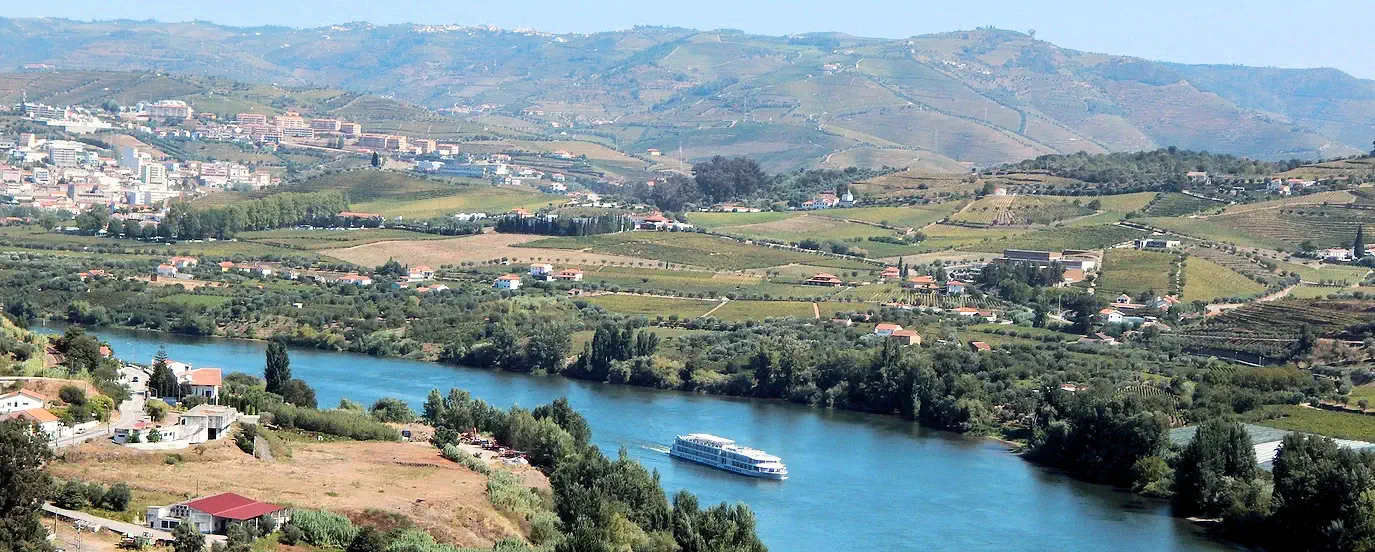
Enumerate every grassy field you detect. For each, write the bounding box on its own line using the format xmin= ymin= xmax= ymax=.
xmin=522 ymin=232 xmax=874 ymax=271
xmin=707 ymin=300 xmax=817 ymax=321
xmin=816 ymin=204 xmax=960 ymax=228
xmin=239 ymin=228 xmax=450 ymax=250
xmin=961 ymin=225 xmax=1149 ymax=253
xmin=714 ymin=215 xmax=897 ymax=243
xmin=1286 ymin=285 xmax=1375 ymax=299
xmin=1096 ymin=249 xmax=1175 ymax=297
xmin=1252 ymin=405 xmax=1375 ymax=442
xmin=916 ymin=224 xmax=1033 ymax=251
xmin=1180 ymin=257 xmax=1268 ymax=302
xmin=686 ymin=211 xmax=794 ymax=229
xmin=1282 ymin=263 xmax=1371 ymax=285
xmin=352 ymin=186 xmax=562 ymax=218
xmin=582 ymin=294 xmax=717 ymax=318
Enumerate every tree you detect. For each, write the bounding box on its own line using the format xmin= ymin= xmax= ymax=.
xmin=172 ymin=517 xmax=205 ymax=552
xmin=0 ymin=419 xmax=54 ymax=552
xmin=281 ymin=379 xmax=317 ymax=408
xmin=149 ymin=349 xmax=177 ymax=399
xmin=423 ymin=389 xmax=446 ymax=424
xmin=264 ymin=342 xmax=291 ymax=395
xmin=1356 ymin=224 xmax=1367 ymax=259
xmin=692 ymin=156 xmax=765 ymax=202
xmin=225 ymin=523 xmax=253 ymax=552
xmin=370 ymin=152 xmax=381 ymax=168
xmin=1172 ymin=419 xmax=1256 ymax=517
xmin=103 ymin=483 xmax=132 ymax=511
xmin=346 ymin=526 xmax=386 ymax=552
xmin=370 ymin=398 xmax=414 ymax=423
xmin=54 ymin=480 xmax=89 ymax=509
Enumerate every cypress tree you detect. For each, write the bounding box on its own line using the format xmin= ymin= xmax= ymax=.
xmin=1354 ymin=224 xmax=1367 ymax=259
xmin=264 ymin=341 xmax=291 ymax=395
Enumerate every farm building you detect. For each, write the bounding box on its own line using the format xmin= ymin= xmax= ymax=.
xmin=147 ymin=492 xmax=290 ymax=534
xmin=803 ymin=273 xmax=844 ymax=287
xmin=1133 ymin=238 xmax=1181 ymax=250
xmin=969 ymin=341 xmax=992 ymax=352
xmin=890 ymin=330 xmax=922 ymax=346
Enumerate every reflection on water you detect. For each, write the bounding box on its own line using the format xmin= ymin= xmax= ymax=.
xmin=53 ymin=325 xmax=1233 ymax=551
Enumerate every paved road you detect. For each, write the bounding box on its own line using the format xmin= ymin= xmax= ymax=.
xmin=43 ymin=504 xmax=171 ymax=541
xmin=51 ymin=366 xmax=147 ymax=449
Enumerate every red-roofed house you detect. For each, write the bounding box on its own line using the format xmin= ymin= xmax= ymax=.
xmin=408 ymin=265 xmax=435 ymax=281
xmin=804 ymin=273 xmax=843 ymax=287
xmin=147 ymin=492 xmax=290 ymax=534
xmin=890 ymin=329 xmax=922 ymax=346
xmin=494 ymin=274 xmax=523 ymax=290
xmin=873 ymin=323 xmax=903 ymax=336
xmin=880 ymin=266 xmax=900 ymax=280
xmin=553 ymin=268 xmax=584 ymax=281
xmin=168 ymin=256 xmax=199 ymax=269
xmin=0 ymin=389 xmax=46 ymax=414
xmin=179 ymin=368 xmax=222 ymax=400
xmin=970 ymin=341 xmax=992 ymax=352
xmin=0 ymin=407 xmax=60 ymax=436
xmin=903 ymin=275 xmax=939 ymax=291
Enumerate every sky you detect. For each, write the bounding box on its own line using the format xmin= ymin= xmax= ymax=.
xmin=10 ymin=0 xmax=1375 ymax=78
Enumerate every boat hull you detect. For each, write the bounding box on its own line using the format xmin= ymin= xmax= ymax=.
xmin=669 ymin=449 xmax=788 ymax=480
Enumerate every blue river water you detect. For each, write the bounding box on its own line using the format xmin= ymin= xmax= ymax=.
xmin=47 ymin=324 xmax=1230 ymax=551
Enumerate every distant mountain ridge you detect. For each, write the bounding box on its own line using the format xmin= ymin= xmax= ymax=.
xmin=1 ymin=18 xmax=1373 ymax=170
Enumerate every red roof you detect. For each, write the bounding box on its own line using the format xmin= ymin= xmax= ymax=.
xmin=183 ymin=368 xmax=222 ymax=386
xmin=184 ymin=492 xmax=285 ymax=521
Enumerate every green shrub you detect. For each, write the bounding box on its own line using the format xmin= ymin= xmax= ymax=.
xmin=440 ymin=445 xmax=491 ymax=476
xmin=289 ymin=509 xmax=357 ymax=548
xmin=383 ymin=529 xmax=461 ymax=552
xmin=266 ymin=404 xmax=400 ymax=441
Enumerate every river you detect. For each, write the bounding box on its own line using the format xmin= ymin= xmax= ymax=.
xmin=49 ymin=325 xmax=1231 ymax=551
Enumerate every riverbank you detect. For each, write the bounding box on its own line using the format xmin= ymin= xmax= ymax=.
xmin=52 ymin=323 xmax=1233 ymax=552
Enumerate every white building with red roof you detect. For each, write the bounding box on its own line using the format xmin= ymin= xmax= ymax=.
xmin=0 ymin=407 xmax=60 ymax=436
xmin=178 ymin=368 xmax=223 ymax=400
xmin=0 ymin=389 xmax=46 ymax=414
xmin=553 ymin=268 xmax=584 ymax=281
xmin=147 ymin=492 xmax=290 ymax=534
xmin=494 ymin=274 xmax=522 ymax=290
xmin=873 ymin=323 xmax=903 ymax=336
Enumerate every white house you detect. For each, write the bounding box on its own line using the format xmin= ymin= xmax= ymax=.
xmin=1098 ymin=308 xmax=1126 ymax=324
xmin=338 ymin=274 xmax=373 ymax=286
xmin=178 ymin=368 xmax=222 ymax=400
xmin=494 ymin=274 xmax=522 ymax=290
xmin=156 ymin=264 xmax=178 ymax=277
xmin=0 ymin=389 xmax=46 ymax=414
xmin=553 ymin=268 xmax=584 ymax=282
xmin=946 ymin=281 xmax=968 ymax=295
xmin=873 ymin=323 xmax=903 ymax=336
xmin=408 ymin=265 xmax=435 ymax=281
xmin=114 ymin=420 xmax=178 ymax=444
xmin=0 ymin=407 xmax=60 ymax=436
xmin=178 ymin=404 xmax=239 ymax=442
xmin=529 ymin=263 xmax=554 ymax=279
xmin=147 ymin=492 xmax=289 ymax=534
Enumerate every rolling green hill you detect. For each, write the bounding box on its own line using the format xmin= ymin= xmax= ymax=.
xmin=2 ymin=20 xmax=1372 ymax=170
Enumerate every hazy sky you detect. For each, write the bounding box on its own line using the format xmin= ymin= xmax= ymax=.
xmin=10 ymin=0 xmax=1375 ymax=78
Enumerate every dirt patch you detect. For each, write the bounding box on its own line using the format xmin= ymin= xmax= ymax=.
xmin=136 ymin=276 xmax=222 ymax=290
xmin=322 ymin=231 xmax=648 ymax=267
xmin=6 ymin=377 xmax=100 ymax=400
xmin=52 ymin=437 xmax=542 ymax=548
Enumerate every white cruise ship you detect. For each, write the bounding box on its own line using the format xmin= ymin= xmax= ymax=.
xmin=670 ymin=434 xmax=788 ymax=480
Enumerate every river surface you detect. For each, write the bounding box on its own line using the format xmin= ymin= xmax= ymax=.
xmin=49 ymin=324 xmax=1231 ymax=551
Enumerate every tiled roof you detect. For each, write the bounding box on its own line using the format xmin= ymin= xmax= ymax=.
xmin=184 ymin=492 xmax=285 ymax=521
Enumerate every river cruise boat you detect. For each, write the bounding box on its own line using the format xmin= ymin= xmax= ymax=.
xmin=670 ymin=433 xmax=788 ymax=480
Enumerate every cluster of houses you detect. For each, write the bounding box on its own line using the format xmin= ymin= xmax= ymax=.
xmin=799 ymin=190 xmax=856 ymax=210
xmin=496 ymin=263 xmax=588 ymax=290
xmin=1093 ymin=293 xmax=1180 ymax=337
xmin=0 ymin=389 xmax=61 ymax=438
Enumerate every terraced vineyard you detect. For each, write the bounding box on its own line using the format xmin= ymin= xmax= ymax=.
xmin=1180 ymin=257 xmax=1268 ymax=302
xmin=1144 ymin=204 xmax=1375 ymax=250
xmin=1195 ymin=300 xmax=1375 ymax=337
xmin=963 ymin=224 xmax=1149 ymax=253
xmin=1142 ymin=193 xmax=1224 ymax=217
xmin=1280 ymin=262 xmax=1371 ymax=285
xmin=1096 ymin=249 xmax=1176 ymax=297
xmin=1187 ymin=246 xmax=1282 ymax=285
xmin=949 ymin=195 xmax=1093 ymax=226
xmin=868 ymin=288 xmax=999 ymax=309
